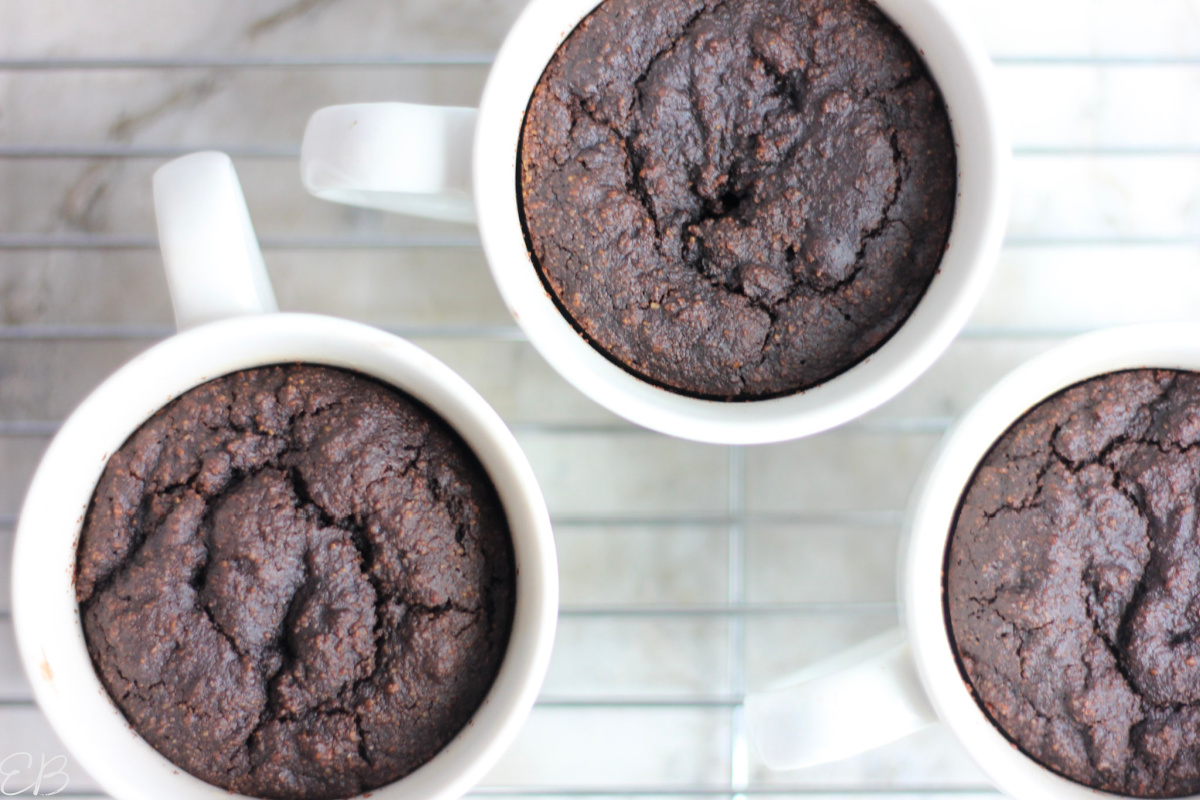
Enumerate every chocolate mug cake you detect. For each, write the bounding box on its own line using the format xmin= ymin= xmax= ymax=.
xmin=75 ymin=365 xmax=515 ymax=800
xmin=519 ymin=0 xmax=957 ymax=400
xmin=947 ymin=370 xmax=1200 ymax=798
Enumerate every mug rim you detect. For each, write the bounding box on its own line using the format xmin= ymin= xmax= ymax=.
xmin=474 ymin=0 xmax=1011 ymax=445
xmin=12 ymin=312 xmax=558 ymax=800
xmin=904 ymin=322 xmax=1200 ymax=800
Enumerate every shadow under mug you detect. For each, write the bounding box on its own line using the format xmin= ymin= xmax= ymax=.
xmin=746 ymin=323 xmax=1200 ymax=800
xmin=299 ymin=0 xmax=1010 ymax=445
xmin=12 ymin=152 xmax=558 ymax=800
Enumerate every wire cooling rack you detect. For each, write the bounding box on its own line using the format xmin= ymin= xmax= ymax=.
xmin=2 ymin=0 xmax=1199 ymax=797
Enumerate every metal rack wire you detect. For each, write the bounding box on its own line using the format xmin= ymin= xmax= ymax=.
xmin=2 ymin=2 xmax=1199 ymax=798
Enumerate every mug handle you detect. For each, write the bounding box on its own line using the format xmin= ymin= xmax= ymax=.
xmin=745 ymin=629 xmax=937 ymax=770
xmin=153 ymin=151 xmax=279 ymax=333
xmin=300 ymin=103 xmax=477 ymax=224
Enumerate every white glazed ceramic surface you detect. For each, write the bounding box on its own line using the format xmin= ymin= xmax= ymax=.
xmin=750 ymin=322 xmax=1200 ymax=800
xmin=904 ymin=322 xmax=1200 ymax=800
xmin=302 ymin=0 xmax=1011 ymax=445
xmin=12 ymin=154 xmax=558 ymax=800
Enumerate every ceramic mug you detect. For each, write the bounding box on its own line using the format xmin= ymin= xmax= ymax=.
xmin=745 ymin=322 xmax=1200 ymax=800
xmin=299 ymin=0 xmax=1010 ymax=445
xmin=12 ymin=152 xmax=559 ymax=800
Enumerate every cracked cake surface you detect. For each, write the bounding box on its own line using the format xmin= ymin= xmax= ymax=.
xmin=946 ymin=370 xmax=1200 ymax=798
xmin=518 ymin=0 xmax=957 ymax=399
xmin=75 ymin=365 xmax=515 ymax=800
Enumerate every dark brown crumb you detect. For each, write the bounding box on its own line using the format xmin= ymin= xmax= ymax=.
xmin=947 ymin=370 xmax=1200 ymax=798
xmin=519 ymin=0 xmax=956 ymax=399
xmin=76 ymin=365 xmax=515 ymax=800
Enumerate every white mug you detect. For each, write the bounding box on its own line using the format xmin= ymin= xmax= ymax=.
xmin=746 ymin=322 xmax=1200 ymax=800
xmin=299 ymin=0 xmax=1011 ymax=445
xmin=11 ymin=152 xmax=559 ymax=800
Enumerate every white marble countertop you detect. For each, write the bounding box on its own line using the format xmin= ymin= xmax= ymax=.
xmin=1 ymin=0 xmax=1199 ymax=797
